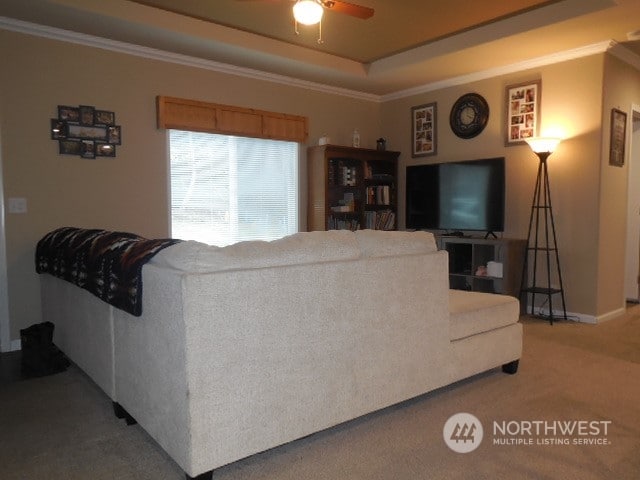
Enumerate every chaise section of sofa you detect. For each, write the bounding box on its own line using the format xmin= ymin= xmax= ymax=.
xmin=448 ymin=289 xmax=522 ymax=381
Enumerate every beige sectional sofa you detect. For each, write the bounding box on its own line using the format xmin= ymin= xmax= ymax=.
xmin=41 ymin=229 xmax=521 ymax=480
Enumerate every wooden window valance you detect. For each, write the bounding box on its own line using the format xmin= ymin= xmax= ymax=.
xmin=156 ymin=96 xmax=308 ymax=143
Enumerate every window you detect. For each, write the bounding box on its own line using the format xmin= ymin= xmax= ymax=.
xmin=169 ymin=130 xmax=299 ymax=246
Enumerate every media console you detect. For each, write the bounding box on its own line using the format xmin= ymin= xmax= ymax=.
xmin=437 ymin=236 xmax=527 ymax=312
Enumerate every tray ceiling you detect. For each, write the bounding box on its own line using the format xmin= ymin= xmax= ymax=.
xmin=1 ymin=0 xmax=639 ymax=96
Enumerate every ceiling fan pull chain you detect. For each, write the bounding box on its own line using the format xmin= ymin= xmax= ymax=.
xmin=318 ymin=18 xmax=323 ymax=44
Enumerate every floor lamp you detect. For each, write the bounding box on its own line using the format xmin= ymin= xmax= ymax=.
xmin=519 ymin=137 xmax=567 ymax=324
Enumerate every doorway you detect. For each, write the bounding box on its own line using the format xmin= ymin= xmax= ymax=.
xmin=624 ymin=105 xmax=640 ymax=303
xmin=0 ymin=125 xmax=10 ymax=352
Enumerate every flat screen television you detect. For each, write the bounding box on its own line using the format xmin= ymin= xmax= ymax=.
xmin=406 ymin=157 xmax=505 ymax=235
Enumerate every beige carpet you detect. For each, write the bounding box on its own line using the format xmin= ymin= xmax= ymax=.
xmin=1 ymin=309 xmax=639 ymax=480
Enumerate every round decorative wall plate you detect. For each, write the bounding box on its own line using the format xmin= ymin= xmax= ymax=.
xmin=449 ymin=93 xmax=490 ymax=139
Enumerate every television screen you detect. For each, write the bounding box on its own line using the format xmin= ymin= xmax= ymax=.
xmin=406 ymin=158 xmax=505 ymax=233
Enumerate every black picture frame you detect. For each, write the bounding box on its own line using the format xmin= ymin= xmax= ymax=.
xmin=96 ymin=143 xmax=116 ymax=157
xmin=80 ymin=139 xmax=96 ymax=159
xmin=79 ymin=105 xmax=95 ymax=126
xmin=58 ymin=106 xmax=79 ymax=122
xmin=94 ymin=110 xmax=115 ymax=125
xmin=59 ymin=139 xmax=81 ymax=155
xmin=107 ymin=125 xmax=122 ymax=145
xmin=67 ymin=123 xmax=108 ymax=141
xmin=50 ymin=119 xmax=67 ymax=139
xmin=609 ymin=108 xmax=627 ymax=167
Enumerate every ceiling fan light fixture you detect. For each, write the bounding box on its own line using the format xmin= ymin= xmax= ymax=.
xmin=293 ymin=0 xmax=324 ymax=26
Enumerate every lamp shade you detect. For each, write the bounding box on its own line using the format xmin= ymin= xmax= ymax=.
xmin=293 ymin=0 xmax=324 ymax=25
xmin=525 ymin=137 xmax=562 ymax=154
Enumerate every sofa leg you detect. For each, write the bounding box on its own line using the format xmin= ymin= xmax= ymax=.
xmin=502 ymin=359 xmax=519 ymax=375
xmin=186 ymin=470 xmax=213 ymax=480
xmin=112 ymin=402 xmax=138 ymax=425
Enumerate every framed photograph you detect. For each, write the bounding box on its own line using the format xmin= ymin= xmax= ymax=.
xmin=96 ymin=143 xmax=116 ymax=157
xmin=411 ymin=102 xmax=437 ymax=157
xmin=609 ymin=108 xmax=627 ymax=167
xmin=107 ymin=125 xmax=122 ymax=145
xmin=67 ymin=123 xmax=108 ymax=141
xmin=58 ymin=139 xmax=81 ymax=155
xmin=50 ymin=119 xmax=67 ymax=139
xmin=58 ymin=106 xmax=79 ymax=122
xmin=79 ymin=105 xmax=95 ymax=126
xmin=80 ymin=139 xmax=95 ymax=159
xmin=94 ymin=110 xmax=115 ymax=125
xmin=505 ymin=80 xmax=541 ymax=146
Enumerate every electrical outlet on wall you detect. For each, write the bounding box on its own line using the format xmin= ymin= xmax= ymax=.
xmin=8 ymin=197 xmax=27 ymax=214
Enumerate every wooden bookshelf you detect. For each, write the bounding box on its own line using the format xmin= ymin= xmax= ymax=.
xmin=307 ymin=145 xmax=400 ymax=231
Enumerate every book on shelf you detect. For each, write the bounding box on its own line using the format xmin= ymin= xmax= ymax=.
xmin=329 ymin=158 xmax=358 ymax=187
xmin=328 ymin=216 xmax=360 ymax=231
xmin=331 ymin=205 xmax=352 ymax=213
xmin=364 ymin=210 xmax=395 ymax=230
xmin=365 ymin=185 xmax=390 ymax=205
xmin=363 ymin=163 xmax=393 ymax=182
xmin=342 ymin=165 xmax=357 ymax=186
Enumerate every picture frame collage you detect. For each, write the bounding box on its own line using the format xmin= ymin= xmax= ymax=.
xmin=51 ymin=105 xmax=121 ymax=158
xmin=505 ymin=80 xmax=541 ymax=146
xmin=411 ymin=102 xmax=437 ymax=157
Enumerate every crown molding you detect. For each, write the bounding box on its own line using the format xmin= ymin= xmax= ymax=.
xmin=607 ymin=40 xmax=640 ymax=72
xmin=2 ymin=16 xmax=637 ymax=105
xmin=381 ymin=41 xmax=616 ymax=102
xmin=0 ymin=16 xmax=380 ymax=103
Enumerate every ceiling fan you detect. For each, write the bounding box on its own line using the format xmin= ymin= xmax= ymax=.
xmin=238 ymin=0 xmax=374 ymax=43
xmin=299 ymin=1 xmax=374 ymax=20
xmin=238 ymin=0 xmax=374 ymax=21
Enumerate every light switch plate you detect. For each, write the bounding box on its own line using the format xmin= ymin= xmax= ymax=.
xmin=8 ymin=197 xmax=27 ymax=214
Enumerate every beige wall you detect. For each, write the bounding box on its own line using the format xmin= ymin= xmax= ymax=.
xmin=599 ymin=55 xmax=640 ymax=316
xmin=381 ymin=55 xmax=607 ymax=317
xmin=0 ymin=29 xmax=380 ymax=339
xmin=2 ymin=27 xmax=640 ymax=340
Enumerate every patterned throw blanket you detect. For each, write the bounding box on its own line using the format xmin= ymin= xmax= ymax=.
xmin=35 ymin=227 xmax=181 ymax=316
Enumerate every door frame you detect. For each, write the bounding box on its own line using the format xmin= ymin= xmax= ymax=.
xmin=0 ymin=125 xmax=11 ymax=352
xmin=624 ymin=104 xmax=640 ymax=303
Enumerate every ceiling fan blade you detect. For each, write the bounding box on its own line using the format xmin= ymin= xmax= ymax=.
xmin=323 ymin=1 xmax=374 ymax=19
xmin=235 ymin=0 xmax=374 ymax=20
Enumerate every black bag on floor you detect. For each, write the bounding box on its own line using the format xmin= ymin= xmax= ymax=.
xmin=20 ymin=321 xmax=70 ymax=377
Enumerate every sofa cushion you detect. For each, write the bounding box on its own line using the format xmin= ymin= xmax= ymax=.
xmin=449 ymin=289 xmax=520 ymax=341
xmin=355 ymin=230 xmax=437 ymax=258
xmin=150 ymin=230 xmax=361 ymax=272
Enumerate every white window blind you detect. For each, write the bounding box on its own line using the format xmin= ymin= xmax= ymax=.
xmin=169 ymin=130 xmax=299 ymax=246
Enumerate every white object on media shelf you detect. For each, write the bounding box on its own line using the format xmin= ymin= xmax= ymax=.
xmin=487 ymin=261 xmax=503 ymax=278
xmin=352 ymin=129 xmax=360 ymax=148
